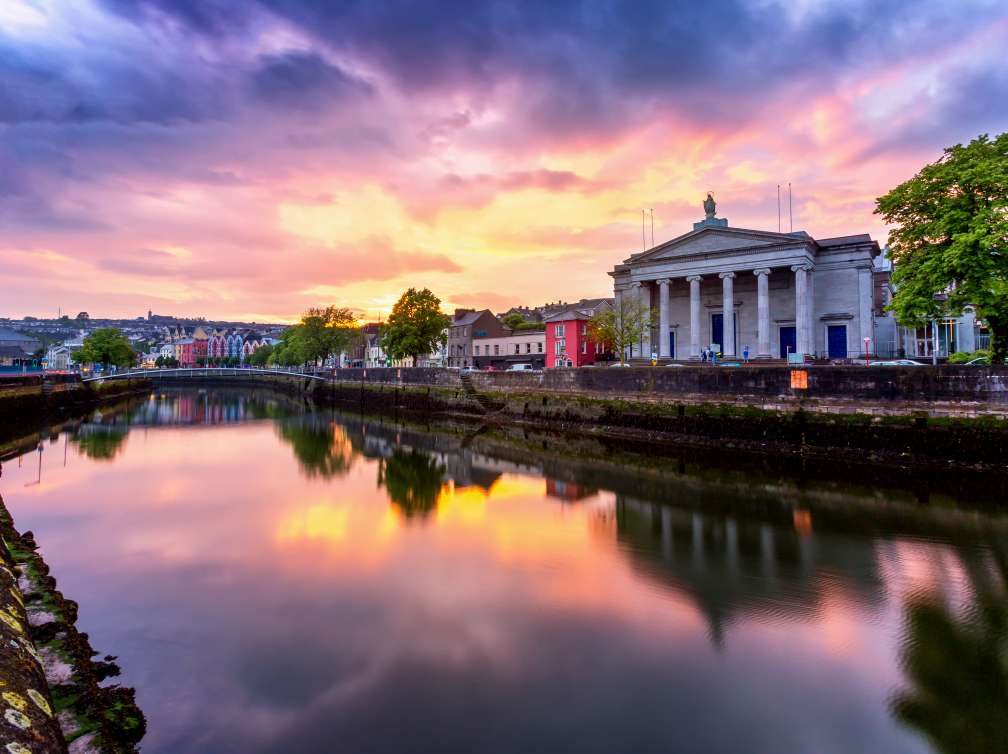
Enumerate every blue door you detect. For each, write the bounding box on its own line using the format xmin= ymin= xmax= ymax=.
xmin=827 ymin=325 xmax=847 ymax=359
xmin=711 ymin=313 xmax=736 ymax=354
xmin=668 ymin=330 xmax=676 ymax=359
xmin=779 ymin=326 xmax=797 ymax=359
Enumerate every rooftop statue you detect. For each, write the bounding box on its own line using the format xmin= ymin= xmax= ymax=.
xmin=703 ymin=192 xmax=716 ymax=219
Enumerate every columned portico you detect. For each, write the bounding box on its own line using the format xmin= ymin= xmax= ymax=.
xmin=719 ymin=272 xmax=736 ymax=357
xmin=687 ymin=275 xmax=702 ymax=359
xmin=609 ymin=195 xmax=881 ymax=364
xmin=657 ymin=278 xmax=671 ymax=359
xmin=753 ymin=269 xmax=771 ymax=358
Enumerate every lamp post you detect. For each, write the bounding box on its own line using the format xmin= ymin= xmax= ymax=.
xmin=864 ymin=337 xmax=871 ymax=367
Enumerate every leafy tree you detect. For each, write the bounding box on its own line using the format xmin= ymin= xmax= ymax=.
xmin=76 ymin=328 xmax=135 ymax=368
xmin=248 ymin=344 xmax=273 ymax=366
xmin=503 ymin=313 xmax=526 ymax=329
xmin=588 ymin=298 xmax=647 ymax=365
xmin=876 ymin=132 xmax=1008 ymax=363
xmin=381 ymin=288 xmax=450 ymax=364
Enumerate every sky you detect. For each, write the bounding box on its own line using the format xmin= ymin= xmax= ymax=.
xmin=2 ymin=0 xmax=1007 ymax=323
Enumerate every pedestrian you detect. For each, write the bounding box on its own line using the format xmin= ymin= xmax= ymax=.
xmin=701 ymin=348 xmax=707 ymax=363
xmin=743 ymin=346 xmax=750 ymax=363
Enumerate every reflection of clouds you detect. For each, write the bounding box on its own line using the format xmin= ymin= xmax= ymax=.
xmin=3 ymin=404 xmax=999 ymax=754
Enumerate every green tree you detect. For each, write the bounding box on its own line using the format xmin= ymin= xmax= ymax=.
xmin=876 ymin=132 xmax=1008 ymax=363
xmin=248 ymin=343 xmax=273 ymax=366
xmin=381 ymin=288 xmax=450 ymax=364
xmin=588 ymin=299 xmax=646 ymax=365
xmin=76 ymin=328 xmax=135 ymax=368
xmin=503 ymin=313 xmax=526 ymax=329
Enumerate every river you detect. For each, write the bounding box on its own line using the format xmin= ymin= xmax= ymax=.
xmin=1 ymin=388 xmax=1005 ymax=754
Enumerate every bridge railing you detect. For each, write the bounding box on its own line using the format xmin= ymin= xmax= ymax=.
xmin=82 ymin=367 xmax=328 ymax=382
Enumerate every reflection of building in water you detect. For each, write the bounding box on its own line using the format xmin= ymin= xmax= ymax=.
xmin=545 ymin=478 xmax=598 ymax=502
xmin=124 ymin=390 xmax=291 ymax=426
xmin=616 ymin=496 xmax=884 ymax=646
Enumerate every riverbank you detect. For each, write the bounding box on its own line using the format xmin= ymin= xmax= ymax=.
xmin=309 ymin=376 xmax=1008 ymax=472
xmin=0 ymin=494 xmax=145 ymax=753
xmin=0 ymin=380 xmax=153 ymax=445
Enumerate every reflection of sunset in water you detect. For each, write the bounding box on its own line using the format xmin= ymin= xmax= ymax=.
xmin=0 ymin=391 xmax=1004 ymax=754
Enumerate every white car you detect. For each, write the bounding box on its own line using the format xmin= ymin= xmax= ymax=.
xmin=506 ymin=363 xmax=534 ymax=372
xmin=868 ymin=359 xmax=924 ymax=366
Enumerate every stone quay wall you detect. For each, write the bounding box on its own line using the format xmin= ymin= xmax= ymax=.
xmin=331 ymin=365 xmax=1008 ymax=411
xmin=316 ymin=366 xmax=1008 ymax=470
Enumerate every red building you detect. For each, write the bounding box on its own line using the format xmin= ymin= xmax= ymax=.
xmin=544 ymin=300 xmax=612 ymax=368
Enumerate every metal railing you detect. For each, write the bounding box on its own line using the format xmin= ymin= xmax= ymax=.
xmin=82 ymin=367 xmax=328 ymax=383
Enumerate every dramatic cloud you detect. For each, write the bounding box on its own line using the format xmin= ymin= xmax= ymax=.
xmin=2 ymin=0 xmax=1006 ymax=320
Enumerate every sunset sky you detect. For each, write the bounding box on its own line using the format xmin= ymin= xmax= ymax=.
xmin=2 ymin=0 xmax=1007 ymax=322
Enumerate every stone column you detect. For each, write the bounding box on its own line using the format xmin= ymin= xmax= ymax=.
xmin=719 ymin=272 xmax=736 ymax=356
xmin=753 ymin=268 xmax=771 ymax=358
xmin=858 ymin=265 xmax=873 ymax=355
xmin=657 ymin=278 xmax=671 ymax=359
xmin=638 ymin=282 xmax=651 ymax=358
xmin=807 ymin=267 xmax=816 ymax=357
xmin=687 ymin=275 xmax=702 ymax=359
xmin=791 ymin=264 xmax=808 ymax=356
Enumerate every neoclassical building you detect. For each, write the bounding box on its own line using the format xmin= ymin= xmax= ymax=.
xmin=610 ymin=197 xmax=881 ymax=360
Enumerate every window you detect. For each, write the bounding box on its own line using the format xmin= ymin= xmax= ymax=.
xmin=473 ymin=345 xmax=480 ymax=355
xmin=581 ymin=324 xmax=587 ymax=335
xmin=582 ymin=341 xmax=587 ymax=354
xmin=537 ymin=342 xmax=543 ymax=353
xmin=525 ymin=343 xmax=531 ymax=354
xmin=494 ymin=344 xmax=500 ymax=355
xmin=555 ymin=324 xmax=565 ymax=337
xmin=514 ymin=344 xmax=520 ymax=354
xmin=555 ymin=339 xmax=566 ymax=355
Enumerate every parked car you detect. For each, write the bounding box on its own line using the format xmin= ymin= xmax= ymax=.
xmin=965 ymin=357 xmax=991 ymax=365
xmin=506 ymin=363 xmax=534 ymax=372
xmin=869 ymin=359 xmax=924 ymax=366
xmin=610 ymin=362 xmax=633 ymax=367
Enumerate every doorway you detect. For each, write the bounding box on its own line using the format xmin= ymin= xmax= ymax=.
xmin=668 ymin=330 xmax=676 ymax=359
xmin=711 ymin=313 xmax=737 ymax=354
xmin=827 ymin=324 xmax=847 ymax=359
xmin=779 ymin=326 xmax=797 ymax=359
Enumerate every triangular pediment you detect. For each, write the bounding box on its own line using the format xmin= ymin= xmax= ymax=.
xmin=624 ymin=226 xmax=807 ymax=264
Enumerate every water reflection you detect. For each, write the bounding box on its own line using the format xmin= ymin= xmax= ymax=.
xmin=892 ymin=545 xmax=1008 ymax=754
xmin=0 ymin=389 xmax=1005 ymax=754
xmin=378 ymin=449 xmax=446 ymax=519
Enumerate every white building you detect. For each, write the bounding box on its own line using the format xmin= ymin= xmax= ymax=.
xmin=609 ymin=196 xmax=880 ymax=360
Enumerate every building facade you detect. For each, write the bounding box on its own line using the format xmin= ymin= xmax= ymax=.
xmin=447 ymin=310 xmax=506 ymax=367
xmin=471 ymin=329 xmax=546 ymax=369
xmin=609 ymin=198 xmax=881 ymax=360
xmin=544 ymin=300 xmax=612 ymax=368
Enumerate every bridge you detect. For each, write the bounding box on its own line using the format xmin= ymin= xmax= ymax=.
xmin=82 ymin=367 xmax=329 ymax=383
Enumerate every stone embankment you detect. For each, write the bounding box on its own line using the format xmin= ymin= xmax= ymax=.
xmin=0 ymin=496 xmax=145 ymax=754
xmin=306 ymin=366 xmax=1008 ymax=471
xmin=0 ymin=379 xmax=151 ymax=439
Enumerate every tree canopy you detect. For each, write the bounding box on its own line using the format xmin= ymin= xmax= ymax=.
xmin=269 ymin=306 xmax=359 ymax=367
xmin=875 ymin=132 xmax=1008 ymax=362
xmin=588 ymin=299 xmax=645 ymax=364
xmin=75 ymin=328 xmax=135 ymax=368
xmin=381 ymin=288 xmax=450 ymax=363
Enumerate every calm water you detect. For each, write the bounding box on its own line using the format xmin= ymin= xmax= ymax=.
xmin=1 ymin=389 xmax=1005 ymax=754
